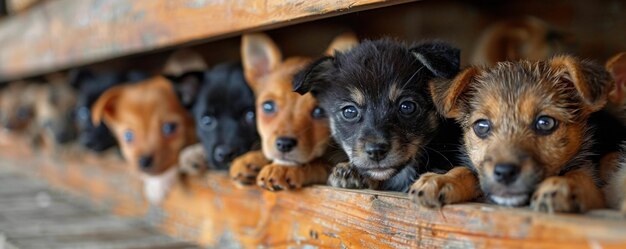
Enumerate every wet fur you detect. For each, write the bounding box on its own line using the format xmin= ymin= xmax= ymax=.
xmin=294 ymin=39 xmax=462 ymax=192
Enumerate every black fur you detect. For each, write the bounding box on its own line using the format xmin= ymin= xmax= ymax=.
xmin=294 ymin=38 xmax=463 ymax=192
xmin=184 ymin=62 xmax=259 ymax=170
xmin=71 ymin=69 xmax=148 ymax=152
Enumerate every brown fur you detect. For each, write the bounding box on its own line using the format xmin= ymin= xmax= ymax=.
xmin=92 ymin=76 xmax=196 ymax=176
xmin=472 ymin=16 xmax=566 ymax=66
xmin=411 ymin=56 xmax=611 ymax=213
xmin=230 ymin=33 xmax=356 ymax=190
xmin=33 ymin=74 xmax=78 ymax=148
xmin=0 ymin=81 xmax=38 ymax=133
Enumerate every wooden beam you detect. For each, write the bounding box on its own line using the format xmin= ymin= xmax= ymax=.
xmin=0 ymin=134 xmax=625 ymax=248
xmin=0 ymin=0 xmax=416 ymax=81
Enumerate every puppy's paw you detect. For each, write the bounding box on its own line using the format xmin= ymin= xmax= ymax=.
xmin=328 ymin=162 xmax=368 ymax=189
xmin=178 ymin=144 xmax=208 ymax=175
xmin=229 ymin=151 xmax=270 ymax=185
xmin=531 ymin=177 xmax=582 ymax=213
xmin=409 ymin=173 xmax=455 ymax=208
xmin=256 ymin=164 xmax=306 ymax=191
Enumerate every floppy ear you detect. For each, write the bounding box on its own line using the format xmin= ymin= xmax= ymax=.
xmin=165 ymin=71 xmax=205 ymax=108
xmin=91 ymin=86 xmax=123 ymax=126
xmin=606 ymin=52 xmax=626 ymax=106
xmin=293 ymin=56 xmax=334 ymax=95
xmin=324 ymin=32 xmax=359 ymax=56
xmin=550 ymin=55 xmax=611 ymax=113
xmin=410 ymin=41 xmax=461 ymax=79
xmin=430 ymin=67 xmax=480 ymax=119
xmin=241 ymin=33 xmax=282 ymax=92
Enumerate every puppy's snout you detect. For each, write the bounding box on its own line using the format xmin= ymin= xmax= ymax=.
xmin=493 ymin=163 xmax=520 ymax=185
xmin=138 ymin=155 xmax=154 ymax=170
xmin=365 ymin=142 xmax=389 ymax=162
xmin=213 ymin=145 xmax=235 ymax=163
xmin=276 ymin=137 xmax=298 ymax=153
xmin=55 ymin=131 xmax=75 ymax=144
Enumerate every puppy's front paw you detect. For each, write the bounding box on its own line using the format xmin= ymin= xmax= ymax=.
xmin=328 ymin=162 xmax=368 ymax=189
xmin=409 ymin=173 xmax=454 ymax=208
xmin=229 ymin=151 xmax=270 ymax=185
xmin=257 ymin=164 xmax=305 ymax=191
xmin=531 ymin=177 xmax=582 ymax=213
xmin=178 ymin=144 xmax=208 ymax=175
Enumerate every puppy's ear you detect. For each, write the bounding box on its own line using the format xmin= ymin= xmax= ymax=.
xmin=324 ymin=32 xmax=359 ymax=56
xmin=293 ymin=56 xmax=334 ymax=95
xmin=241 ymin=33 xmax=282 ymax=92
xmin=91 ymin=86 xmax=123 ymax=126
xmin=550 ymin=55 xmax=611 ymax=113
xmin=410 ymin=41 xmax=461 ymax=79
xmin=165 ymin=71 xmax=204 ymax=108
xmin=430 ymin=67 xmax=479 ymax=119
xmin=606 ymin=52 xmax=626 ymax=106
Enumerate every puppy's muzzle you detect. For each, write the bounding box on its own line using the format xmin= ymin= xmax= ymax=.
xmin=493 ymin=163 xmax=520 ymax=185
xmin=365 ymin=142 xmax=389 ymax=162
xmin=276 ymin=137 xmax=298 ymax=153
xmin=138 ymin=155 xmax=154 ymax=171
xmin=213 ymin=145 xmax=235 ymax=163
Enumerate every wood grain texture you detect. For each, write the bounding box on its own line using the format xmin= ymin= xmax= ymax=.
xmin=0 ymin=0 xmax=415 ymax=81
xmin=0 ymin=133 xmax=625 ymax=248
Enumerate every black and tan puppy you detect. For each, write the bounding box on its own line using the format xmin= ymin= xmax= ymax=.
xmin=411 ymin=56 xmax=614 ymax=213
xmin=294 ymin=39 xmax=462 ymax=192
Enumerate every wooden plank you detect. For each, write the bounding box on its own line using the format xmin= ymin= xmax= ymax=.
xmin=0 ymin=0 xmax=416 ymax=81
xmin=0 ymin=134 xmax=625 ymax=248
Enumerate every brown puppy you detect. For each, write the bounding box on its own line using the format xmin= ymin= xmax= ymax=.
xmin=229 ymin=33 xmax=355 ymax=190
xmin=411 ymin=56 xmax=611 ymax=213
xmin=33 ymin=74 xmax=78 ymax=148
xmin=603 ymin=52 xmax=626 ymax=213
xmin=472 ymin=16 xmax=566 ymax=66
xmin=0 ymin=81 xmax=38 ymax=133
xmin=92 ymin=76 xmax=196 ymax=203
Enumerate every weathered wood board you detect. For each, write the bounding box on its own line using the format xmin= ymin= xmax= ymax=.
xmin=0 ymin=133 xmax=625 ymax=248
xmin=0 ymin=0 xmax=416 ymax=81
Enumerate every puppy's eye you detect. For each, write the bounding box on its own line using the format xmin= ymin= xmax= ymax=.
xmin=473 ymin=119 xmax=492 ymax=139
xmin=123 ymin=130 xmax=134 ymax=143
xmin=341 ymin=105 xmax=359 ymax=121
xmin=162 ymin=122 xmax=178 ymax=136
xmin=77 ymin=106 xmax=90 ymax=121
xmin=534 ymin=116 xmax=558 ymax=135
xmin=262 ymin=101 xmax=276 ymax=114
xmin=16 ymin=107 xmax=31 ymax=120
xmin=201 ymin=115 xmax=217 ymax=129
xmin=244 ymin=110 xmax=255 ymax=125
xmin=311 ymin=106 xmax=326 ymax=119
xmin=399 ymin=101 xmax=417 ymax=115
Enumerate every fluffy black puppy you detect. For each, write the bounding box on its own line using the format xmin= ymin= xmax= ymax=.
xmin=293 ymin=39 xmax=462 ymax=192
xmin=70 ymin=69 xmax=147 ymax=152
xmin=181 ymin=62 xmax=259 ymax=170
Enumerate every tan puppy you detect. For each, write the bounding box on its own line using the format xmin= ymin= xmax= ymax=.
xmin=92 ymin=76 xmax=197 ymax=203
xmin=411 ymin=56 xmax=611 ymax=213
xmin=33 ymin=74 xmax=78 ymax=148
xmin=0 ymin=81 xmax=38 ymax=133
xmin=472 ymin=16 xmax=566 ymax=66
xmin=230 ymin=33 xmax=356 ymax=191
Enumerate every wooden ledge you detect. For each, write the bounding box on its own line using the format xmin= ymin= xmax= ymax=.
xmin=0 ymin=133 xmax=625 ymax=248
xmin=0 ymin=0 xmax=416 ymax=81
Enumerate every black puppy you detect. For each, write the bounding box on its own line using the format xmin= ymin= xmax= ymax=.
xmin=70 ymin=69 xmax=147 ymax=152
xmin=176 ymin=62 xmax=259 ymax=170
xmin=294 ymin=39 xmax=462 ymax=192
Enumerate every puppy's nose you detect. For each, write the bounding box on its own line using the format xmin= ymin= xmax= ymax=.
xmin=276 ymin=137 xmax=298 ymax=153
xmin=493 ymin=163 xmax=520 ymax=185
xmin=55 ymin=131 xmax=74 ymax=144
xmin=214 ymin=145 xmax=234 ymax=163
xmin=365 ymin=143 xmax=389 ymax=162
xmin=138 ymin=155 xmax=154 ymax=170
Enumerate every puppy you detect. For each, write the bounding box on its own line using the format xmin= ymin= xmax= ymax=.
xmin=411 ymin=56 xmax=613 ymax=213
xmin=0 ymin=81 xmax=38 ymax=133
xmin=92 ymin=76 xmax=197 ymax=203
xmin=174 ymin=63 xmax=258 ymax=172
xmin=602 ymin=52 xmax=626 ymax=213
xmin=178 ymin=143 xmax=208 ymax=175
xmin=229 ymin=33 xmax=355 ymax=190
xmin=472 ymin=16 xmax=566 ymax=66
xmin=70 ymin=69 xmax=148 ymax=152
xmin=33 ymin=74 xmax=78 ymax=148
xmin=294 ymin=39 xmax=462 ymax=192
